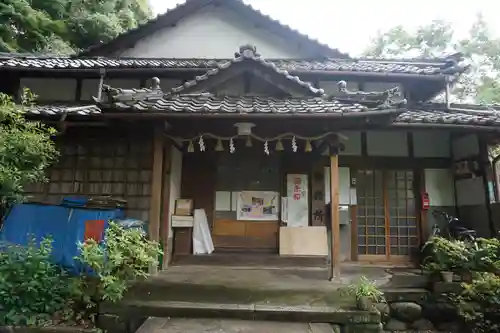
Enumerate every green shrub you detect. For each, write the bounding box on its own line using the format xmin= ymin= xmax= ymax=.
xmin=473 ymin=238 xmax=500 ymax=273
xmin=0 ymin=91 xmax=58 ymax=214
xmin=74 ymin=221 xmax=161 ymax=321
xmin=0 ymin=238 xmax=74 ymax=326
xmin=454 ymin=273 xmax=500 ymax=332
xmin=421 ymin=236 xmax=473 ymax=272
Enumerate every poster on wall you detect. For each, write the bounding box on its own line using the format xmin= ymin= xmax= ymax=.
xmin=237 ymin=191 xmax=279 ymax=221
xmin=285 ymin=174 xmax=309 ymax=227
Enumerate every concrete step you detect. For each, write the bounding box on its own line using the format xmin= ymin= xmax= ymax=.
xmin=101 ymin=300 xmax=381 ymax=324
xmin=388 ymin=271 xmax=430 ymax=288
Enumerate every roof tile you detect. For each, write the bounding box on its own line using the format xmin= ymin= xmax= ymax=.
xmin=105 ymin=93 xmax=370 ymax=114
xmin=0 ymin=54 xmax=466 ymax=76
xmin=165 ymin=45 xmax=323 ymax=96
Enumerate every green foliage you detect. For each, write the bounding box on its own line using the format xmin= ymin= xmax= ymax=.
xmin=76 ymin=222 xmax=161 ymax=306
xmin=345 ymin=276 xmax=385 ymax=302
xmin=421 ymin=236 xmax=473 ymax=272
xmin=363 ymin=14 xmax=500 ymax=104
xmin=0 ymin=0 xmax=153 ymax=54
xmin=0 ymin=91 xmax=58 ymax=213
xmin=453 ymin=273 xmax=500 ymax=332
xmin=470 ymin=238 xmax=500 ymax=273
xmin=0 ymin=238 xmax=75 ymax=326
xmin=0 ymin=223 xmax=161 ymax=328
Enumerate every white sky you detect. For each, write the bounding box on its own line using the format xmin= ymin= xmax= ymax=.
xmin=149 ymin=0 xmax=500 ymax=56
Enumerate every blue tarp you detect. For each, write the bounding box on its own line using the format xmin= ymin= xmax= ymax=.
xmin=0 ymin=201 xmax=124 ymax=273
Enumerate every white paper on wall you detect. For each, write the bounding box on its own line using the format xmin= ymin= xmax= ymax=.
xmin=286 ymin=174 xmax=309 ymax=227
xmin=231 ymin=192 xmax=239 ymax=211
xmin=215 ymin=191 xmax=231 ymax=211
xmin=325 ymin=167 xmax=351 ymax=205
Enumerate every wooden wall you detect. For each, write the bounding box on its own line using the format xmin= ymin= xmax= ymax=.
xmin=24 ymin=128 xmax=154 ymax=221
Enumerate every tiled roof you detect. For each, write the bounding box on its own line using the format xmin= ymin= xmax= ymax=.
xmin=0 ymin=54 xmax=466 ymax=76
xmin=100 ymin=93 xmax=378 ymax=114
xmin=97 ymin=74 xmax=404 ymax=113
xmin=27 ymin=105 xmax=102 ymax=116
xmin=397 ymin=105 xmax=500 ymax=126
xmin=79 ymin=0 xmax=347 ymax=58
xmin=167 ymin=45 xmax=323 ymax=96
xmin=24 ymin=101 xmax=500 ymax=128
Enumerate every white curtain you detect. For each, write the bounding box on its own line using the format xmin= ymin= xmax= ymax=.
xmin=192 ymin=209 xmax=214 ymax=255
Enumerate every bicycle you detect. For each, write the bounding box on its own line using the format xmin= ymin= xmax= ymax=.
xmin=431 ymin=210 xmax=479 ymax=250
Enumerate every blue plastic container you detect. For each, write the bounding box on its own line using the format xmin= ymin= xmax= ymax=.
xmin=0 ymin=202 xmax=124 ymax=273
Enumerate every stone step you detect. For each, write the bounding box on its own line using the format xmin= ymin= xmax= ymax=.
xmin=134 ymin=317 xmax=340 ymax=333
xmin=389 ymin=271 xmax=430 ymax=288
xmin=101 ymin=300 xmax=381 ymax=324
xmin=125 ymin=280 xmax=354 ymax=307
xmin=382 ymin=288 xmax=429 ymax=303
xmin=383 ymin=331 xmax=449 ymax=333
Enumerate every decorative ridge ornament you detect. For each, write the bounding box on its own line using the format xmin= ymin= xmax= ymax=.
xmin=236 ymin=44 xmax=259 ymax=59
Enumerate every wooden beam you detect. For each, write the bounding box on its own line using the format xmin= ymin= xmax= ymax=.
xmin=329 ymin=154 xmax=340 ymax=280
xmin=148 ymin=128 xmax=165 ymax=274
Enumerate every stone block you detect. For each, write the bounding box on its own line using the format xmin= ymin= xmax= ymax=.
xmin=433 ymin=282 xmax=464 ymax=294
xmin=389 ymin=301 xmax=422 ymax=322
xmin=383 ymin=288 xmax=429 ymax=303
xmin=344 ymin=323 xmax=383 ymax=333
xmin=97 ymin=314 xmax=127 ymax=333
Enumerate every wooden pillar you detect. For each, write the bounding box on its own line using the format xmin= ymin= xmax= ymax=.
xmin=148 ymin=128 xmax=164 ymax=274
xmin=160 ymin=144 xmax=172 ymax=269
xmin=329 ymin=153 xmax=341 ymax=280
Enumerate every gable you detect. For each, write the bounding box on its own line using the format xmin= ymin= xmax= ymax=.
xmin=118 ymin=5 xmax=312 ymax=59
xmin=215 ymin=75 xmax=288 ymax=96
xmin=166 ymin=45 xmax=323 ymax=97
xmin=82 ymin=0 xmax=346 ymax=59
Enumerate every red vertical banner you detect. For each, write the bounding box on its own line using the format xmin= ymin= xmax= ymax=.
xmin=84 ymin=220 xmax=105 ymax=242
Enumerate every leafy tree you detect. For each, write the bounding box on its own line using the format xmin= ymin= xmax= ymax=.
xmin=0 ymin=90 xmax=58 ymax=217
xmin=0 ymin=0 xmax=153 ymax=54
xmin=364 ymin=14 xmax=500 ymax=104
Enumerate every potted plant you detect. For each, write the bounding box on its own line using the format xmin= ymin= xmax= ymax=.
xmin=346 ymin=276 xmax=385 ymax=311
xmin=422 ymin=236 xmax=470 ymax=283
xmin=423 ymin=261 xmax=454 ymax=282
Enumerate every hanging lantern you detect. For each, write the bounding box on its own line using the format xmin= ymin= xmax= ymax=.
xmin=305 ymin=140 xmax=313 ymax=152
xmin=215 ymin=139 xmax=224 ymax=151
xmin=245 ymin=136 xmax=253 ymax=147
xmin=275 ymin=139 xmax=284 ymax=151
xmin=187 ymin=141 xmax=194 ymax=153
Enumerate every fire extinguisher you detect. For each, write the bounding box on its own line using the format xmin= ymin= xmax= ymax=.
xmin=421 ymin=192 xmax=430 ymax=210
